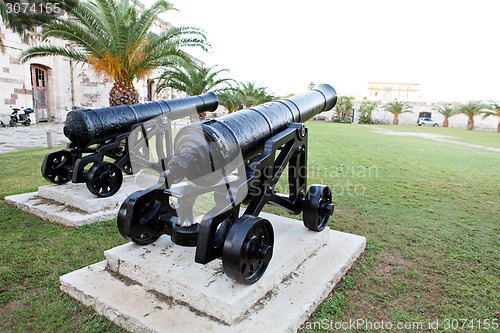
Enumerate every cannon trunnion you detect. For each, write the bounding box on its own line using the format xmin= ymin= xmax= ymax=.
xmin=41 ymin=93 xmax=218 ymax=197
xmin=117 ymin=84 xmax=337 ymax=284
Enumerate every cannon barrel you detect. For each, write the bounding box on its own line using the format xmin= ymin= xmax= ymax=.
xmin=168 ymin=84 xmax=337 ymax=182
xmin=63 ymin=92 xmax=218 ymax=148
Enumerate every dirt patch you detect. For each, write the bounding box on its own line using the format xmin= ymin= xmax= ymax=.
xmin=375 ymin=250 xmax=411 ymax=276
xmin=2 ymin=298 xmax=22 ymax=312
xmin=1 ymin=299 xmax=23 ymax=330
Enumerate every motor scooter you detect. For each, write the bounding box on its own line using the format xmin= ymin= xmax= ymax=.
xmin=9 ymin=106 xmax=34 ymax=126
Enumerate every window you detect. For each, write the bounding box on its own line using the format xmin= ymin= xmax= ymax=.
xmin=35 ymin=68 xmax=45 ymax=87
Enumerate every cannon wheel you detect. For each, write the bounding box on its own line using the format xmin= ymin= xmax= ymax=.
xmin=302 ymin=185 xmax=333 ymax=231
xmin=117 ymin=187 xmax=169 ymax=245
xmin=127 ymin=198 xmax=163 ymax=245
xmin=85 ymin=162 xmax=123 ymax=197
xmin=128 ymin=233 xmax=161 ymax=245
xmin=222 ymin=215 xmax=274 ymax=284
xmin=43 ymin=151 xmax=73 ymax=184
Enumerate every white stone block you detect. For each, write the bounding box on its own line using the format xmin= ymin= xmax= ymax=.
xmin=60 ymin=213 xmax=366 ymax=333
xmin=5 ymin=176 xmax=144 ymax=226
xmin=37 ymin=176 xmax=142 ymax=213
xmin=104 ymin=211 xmax=330 ymax=325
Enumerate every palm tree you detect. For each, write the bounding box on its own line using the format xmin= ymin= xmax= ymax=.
xmin=433 ymin=105 xmax=455 ymax=128
xmin=456 ymin=102 xmax=485 ymax=130
xmin=238 ymin=81 xmax=274 ymax=107
xmin=217 ymin=88 xmax=241 ymax=114
xmin=481 ymin=101 xmax=500 ymax=133
xmin=156 ymin=62 xmax=233 ymax=96
xmin=20 ymin=0 xmax=209 ymax=106
xmin=155 ymin=62 xmax=234 ymax=120
xmin=383 ymin=101 xmax=413 ymax=125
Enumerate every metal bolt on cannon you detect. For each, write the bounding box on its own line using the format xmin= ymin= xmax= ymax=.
xmin=117 ymin=83 xmax=338 ymax=284
xmin=40 ymin=93 xmax=218 ymax=197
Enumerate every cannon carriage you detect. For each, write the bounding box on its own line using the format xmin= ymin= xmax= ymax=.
xmin=117 ymin=84 xmax=338 ymax=284
xmin=41 ymin=93 xmax=218 ymax=197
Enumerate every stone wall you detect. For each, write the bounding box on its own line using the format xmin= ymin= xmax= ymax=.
xmin=0 ymin=28 xmax=33 ymax=114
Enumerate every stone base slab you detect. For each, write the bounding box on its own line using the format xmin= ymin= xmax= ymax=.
xmin=103 ymin=211 xmax=331 ymax=325
xmin=60 ymin=212 xmax=366 ymax=333
xmin=37 ymin=176 xmax=141 ymax=213
xmin=4 ymin=176 xmax=143 ymax=226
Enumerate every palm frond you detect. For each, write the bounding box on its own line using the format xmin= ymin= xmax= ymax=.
xmin=20 ymin=45 xmax=87 ymax=62
xmin=456 ymin=102 xmax=485 ymax=117
xmin=433 ymin=105 xmax=455 ymax=118
xmin=383 ymin=101 xmax=413 ymax=114
xmin=19 ymin=0 xmax=209 ymax=104
xmin=155 ymin=62 xmax=234 ymax=96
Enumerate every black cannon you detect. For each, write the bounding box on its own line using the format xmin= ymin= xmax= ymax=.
xmin=41 ymin=93 xmax=218 ymax=197
xmin=117 ymin=84 xmax=337 ymax=284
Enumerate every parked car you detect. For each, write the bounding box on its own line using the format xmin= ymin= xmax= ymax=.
xmin=417 ymin=117 xmax=439 ymax=126
xmin=314 ymin=115 xmax=331 ymax=121
xmin=314 ymin=111 xmax=335 ymax=122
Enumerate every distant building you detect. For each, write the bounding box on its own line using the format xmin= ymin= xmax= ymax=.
xmin=367 ymin=82 xmax=420 ymax=102
xmin=0 ymin=6 xmax=198 ymax=123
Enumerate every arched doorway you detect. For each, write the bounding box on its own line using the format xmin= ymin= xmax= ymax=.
xmin=30 ymin=64 xmax=50 ymax=122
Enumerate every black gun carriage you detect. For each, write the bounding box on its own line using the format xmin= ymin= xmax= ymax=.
xmin=117 ymin=84 xmax=338 ymax=284
xmin=40 ymin=93 xmax=218 ymax=197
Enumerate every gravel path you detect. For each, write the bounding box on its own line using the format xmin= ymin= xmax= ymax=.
xmin=371 ymin=127 xmax=500 ymax=153
xmin=0 ymin=122 xmax=69 ymax=154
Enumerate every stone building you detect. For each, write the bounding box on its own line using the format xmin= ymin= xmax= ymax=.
xmin=356 ymin=82 xmax=498 ymax=130
xmin=367 ymin=82 xmax=420 ymax=102
xmin=0 ymin=8 xmax=198 ymax=123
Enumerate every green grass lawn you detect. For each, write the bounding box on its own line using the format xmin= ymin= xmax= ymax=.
xmin=1 ymin=123 xmax=499 ymax=332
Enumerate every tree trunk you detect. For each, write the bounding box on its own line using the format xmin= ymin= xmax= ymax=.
xmin=443 ymin=117 xmax=449 ymax=128
xmin=497 ymin=118 xmax=500 ymax=133
xmin=109 ymin=81 xmax=139 ymax=106
xmin=189 ymin=112 xmax=207 ymax=123
xmin=467 ymin=116 xmax=474 ymax=130
xmin=392 ymin=113 xmax=399 ymax=125
xmin=189 ymin=114 xmax=199 ymax=123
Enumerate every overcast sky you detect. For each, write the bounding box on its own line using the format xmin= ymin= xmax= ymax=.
xmin=144 ymin=0 xmax=499 ymax=101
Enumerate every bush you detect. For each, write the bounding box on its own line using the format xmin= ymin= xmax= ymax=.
xmin=358 ymin=101 xmax=377 ymax=124
xmin=333 ymin=116 xmax=352 ymax=124
xmin=358 ymin=113 xmax=374 ymax=124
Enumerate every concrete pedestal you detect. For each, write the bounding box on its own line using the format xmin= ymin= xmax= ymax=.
xmin=60 ymin=212 xmax=366 ymax=333
xmin=4 ymin=176 xmax=142 ymax=226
